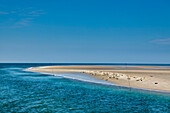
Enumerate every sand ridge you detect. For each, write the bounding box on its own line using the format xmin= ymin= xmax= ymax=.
xmin=25 ymin=65 xmax=170 ymax=92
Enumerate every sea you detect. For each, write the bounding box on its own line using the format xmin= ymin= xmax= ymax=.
xmin=0 ymin=63 xmax=170 ymax=113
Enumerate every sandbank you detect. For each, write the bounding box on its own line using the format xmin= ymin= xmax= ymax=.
xmin=25 ymin=65 xmax=170 ymax=92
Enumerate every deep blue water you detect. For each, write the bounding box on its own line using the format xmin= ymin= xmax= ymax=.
xmin=0 ymin=63 xmax=170 ymax=113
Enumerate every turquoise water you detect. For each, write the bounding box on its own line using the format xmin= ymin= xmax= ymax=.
xmin=0 ymin=63 xmax=170 ymax=113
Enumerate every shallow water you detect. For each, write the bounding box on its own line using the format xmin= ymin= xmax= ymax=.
xmin=0 ymin=63 xmax=170 ymax=113
xmin=52 ymin=72 xmax=114 ymax=86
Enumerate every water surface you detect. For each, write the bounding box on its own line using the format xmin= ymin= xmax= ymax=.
xmin=0 ymin=63 xmax=170 ymax=112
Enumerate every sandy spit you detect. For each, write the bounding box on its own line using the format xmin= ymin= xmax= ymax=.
xmin=25 ymin=65 xmax=170 ymax=92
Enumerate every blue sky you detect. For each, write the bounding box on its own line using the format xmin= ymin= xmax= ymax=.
xmin=0 ymin=0 xmax=170 ymax=63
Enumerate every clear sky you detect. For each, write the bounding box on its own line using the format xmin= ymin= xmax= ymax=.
xmin=0 ymin=0 xmax=170 ymax=63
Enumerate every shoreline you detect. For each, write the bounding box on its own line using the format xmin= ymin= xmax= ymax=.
xmin=25 ymin=65 xmax=170 ymax=93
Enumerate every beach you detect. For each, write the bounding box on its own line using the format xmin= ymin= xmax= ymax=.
xmin=26 ymin=65 xmax=170 ymax=92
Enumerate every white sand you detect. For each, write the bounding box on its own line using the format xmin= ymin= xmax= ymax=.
xmin=25 ymin=65 xmax=170 ymax=92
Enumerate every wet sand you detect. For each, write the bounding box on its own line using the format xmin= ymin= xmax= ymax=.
xmin=25 ymin=65 xmax=170 ymax=92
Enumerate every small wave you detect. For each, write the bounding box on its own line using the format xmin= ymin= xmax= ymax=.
xmin=27 ymin=67 xmax=33 ymax=69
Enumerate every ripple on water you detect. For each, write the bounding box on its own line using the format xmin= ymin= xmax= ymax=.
xmin=0 ymin=64 xmax=170 ymax=113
